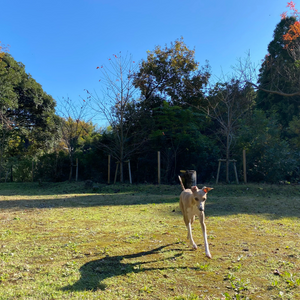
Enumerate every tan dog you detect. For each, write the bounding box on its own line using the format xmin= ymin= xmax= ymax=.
xmin=178 ymin=176 xmax=213 ymax=258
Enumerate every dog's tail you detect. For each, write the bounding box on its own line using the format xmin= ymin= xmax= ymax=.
xmin=178 ymin=175 xmax=185 ymax=191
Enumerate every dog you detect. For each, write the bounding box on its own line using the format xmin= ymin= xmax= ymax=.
xmin=178 ymin=175 xmax=213 ymax=258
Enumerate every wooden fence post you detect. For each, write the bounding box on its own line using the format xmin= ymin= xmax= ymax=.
xmin=233 ymin=161 xmax=239 ymax=184
xmin=243 ymin=149 xmax=247 ymax=184
xmin=108 ymin=155 xmax=111 ymax=184
xmin=75 ymin=158 xmax=78 ymax=181
xmin=114 ymin=162 xmax=119 ymax=184
xmin=157 ymin=151 xmax=161 ymax=185
xmin=128 ymin=160 xmax=132 ymax=184
xmin=32 ymin=160 xmax=34 ymax=182
xmin=216 ymin=159 xmax=239 ymax=184
xmin=124 ymin=160 xmax=132 ymax=184
xmin=216 ymin=159 xmax=222 ymax=184
xmin=5 ymin=170 xmax=9 ymax=182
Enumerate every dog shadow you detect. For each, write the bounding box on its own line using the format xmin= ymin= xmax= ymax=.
xmin=62 ymin=243 xmax=193 ymax=292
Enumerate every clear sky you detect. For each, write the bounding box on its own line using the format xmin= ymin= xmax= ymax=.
xmin=1 ymin=0 xmax=291 ymax=125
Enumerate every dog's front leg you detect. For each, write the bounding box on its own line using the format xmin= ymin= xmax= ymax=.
xmin=199 ymin=212 xmax=211 ymax=258
xmin=187 ymin=222 xmax=198 ymax=249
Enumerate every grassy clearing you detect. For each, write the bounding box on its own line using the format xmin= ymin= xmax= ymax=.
xmin=0 ymin=182 xmax=300 ymax=299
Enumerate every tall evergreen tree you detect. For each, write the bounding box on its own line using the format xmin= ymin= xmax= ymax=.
xmin=0 ymin=53 xmax=59 ymax=180
xmin=257 ymin=16 xmax=300 ymax=128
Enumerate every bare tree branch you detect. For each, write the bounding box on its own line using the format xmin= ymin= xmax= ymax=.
xmin=89 ymin=53 xmax=146 ymax=182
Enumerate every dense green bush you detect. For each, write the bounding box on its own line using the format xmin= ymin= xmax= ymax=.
xmin=235 ymin=110 xmax=299 ymax=183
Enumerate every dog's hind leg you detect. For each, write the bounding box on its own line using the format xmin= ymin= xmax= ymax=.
xmin=199 ymin=212 xmax=211 ymax=258
xmin=182 ymin=211 xmax=197 ymax=249
xmin=186 ymin=217 xmax=197 ymax=250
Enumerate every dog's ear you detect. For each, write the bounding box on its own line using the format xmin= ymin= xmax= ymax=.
xmin=191 ymin=186 xmax=198 ymax=193
xmin=202 ymin=187 xmax=213 ymax=193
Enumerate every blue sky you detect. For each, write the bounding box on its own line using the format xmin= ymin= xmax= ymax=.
xmin=1 ymin=0 xmax=291 ymax=125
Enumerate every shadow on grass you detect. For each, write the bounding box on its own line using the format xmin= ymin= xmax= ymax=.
xmin=206 ymin=193 xmax=300 ymax=220
xmin=1 ymin=182 xmax=300 ymax=219
xmin=62 ymin=243 xmax=196 ymax=292
xmin=0 ymin=182 xmax=179 ymax=197
xmin=0 ymin=193 xmax=179 ymax=210
xmin=1 ymin=192 xmax=300 ymax=219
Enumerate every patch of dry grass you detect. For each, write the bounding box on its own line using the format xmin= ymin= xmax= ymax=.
xmin=0 ymin=182 xmax=300 ymax=299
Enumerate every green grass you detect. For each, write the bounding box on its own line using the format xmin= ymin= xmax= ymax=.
xmin=0 ymin=182 xmax=300 ymax=299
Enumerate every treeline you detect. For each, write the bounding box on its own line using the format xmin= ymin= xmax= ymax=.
xmin=1 ymin=17 xmax=300 ymax=184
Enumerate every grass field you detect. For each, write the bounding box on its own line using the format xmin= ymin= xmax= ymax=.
xmin=0 ymin=182 xmax=300 ymax=300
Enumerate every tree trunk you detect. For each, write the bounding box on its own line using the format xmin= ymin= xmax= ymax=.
xmin=226 ymin=130 xmax=230 ymax=183
xmin=0 ymin=120 xmax=4 ymax=182
xmin=120 ymin=130 xmax=124 ymax=183
xmin=0 ymin=144 xmax=3 ymax=182
xmin=120 ymin=79 xmax=124 ymax=183
xmin=69 ymin=155 xmax=73 ymax=181
xmin=120 ymin=160 xmax=123 ymax=183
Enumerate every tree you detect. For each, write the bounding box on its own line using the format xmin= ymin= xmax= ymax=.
xmin=129 ymin=39 xmax=214 ymax=183
xmin=241 ymin=3 xmax=300 ymax=97
xmin=237 ymin=23 xmax=300 ymax=134
xmin=0 ymin=47 xmax=18 ymax=135
xmin=282 ymin=1 xmax=300 ymax=44
xmin=236 ymin=110 xmax=297 ymax=182
xmin=57 ymin=96 xmax=92 ymax=181
xmin=0 ymin=44 xmax=15 ymax=180
xmin=0 ymin=41 xmax=9 ymax=61
xmin=89 ymin=53 xmax=144 ymax=183
xmin=147 ymin=101 xmax=215 ymax=183
xmin=125 ymin=39 xmax=214 ymax=183
xmin=204 ymin=79 xmax=255 ymax=183
xmin=255 ymin=14 xmax=300 ymax=128
xmin=1 ymin=54 xmax=59 ymax=146
xmin=237 ymin=3 xmax=300 ymax=130
xmin=0 ymin=53 xmax=59 ymax=180
xmin=133 ymin=38 xmax=210 ymax=107
xmin=60 ymin=117 xmax=95 ymax=181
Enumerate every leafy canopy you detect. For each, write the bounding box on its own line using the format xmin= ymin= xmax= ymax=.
xmin=0 ymin=53 xmax=59 ymax=155
xmin=133 ymin=37 xmax=210 ymax=107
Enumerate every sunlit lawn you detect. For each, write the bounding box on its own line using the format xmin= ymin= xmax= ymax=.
xmin=0 ymin=182 xmax=300 ymax=299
